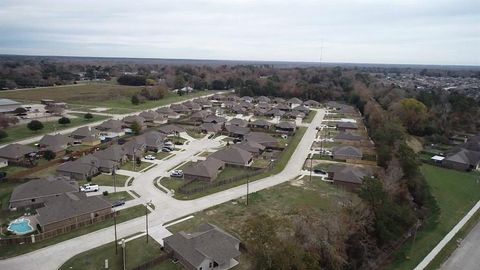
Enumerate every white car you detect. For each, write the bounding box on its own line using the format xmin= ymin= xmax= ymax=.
xmin=144 ymin=155 xmax=156 ymax=160
xmin=80 ymin=184 xmax=99 ymax=192
xmin=170 ymin=170 xmax=184 ymax=178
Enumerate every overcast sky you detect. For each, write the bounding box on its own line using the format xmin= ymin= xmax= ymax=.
xmin=0 ymin=0 xmax=478 ymax=65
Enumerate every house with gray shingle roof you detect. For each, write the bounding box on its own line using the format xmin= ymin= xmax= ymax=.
xmin=9 ymin=176 xmax=78 ymax=210
xmin=225 ymin=125 xmax=250 ymax=138
xmin=156 ymin=107 xmax=180 ymax=119
xmin=183 ymin=157 xmax=225 ymax=182
xmin=287 ymin=97 xmax=303 ymax=108
xmin=249 ymin=119 xmax=272 ymax=130
xmin=333 ymin=146 xmax=363 ymax=160
xmin=303 ymin=100 xmax=320 ymax=108
xmin=203 ymin=115 xmax=226 ymax=124
xmin=276 ymin=121 xmax=296 ymax=133
xmin=327 ymin=164 xmax=369 ymax=190
xmin=158 ymin=124 xmax=186 ymax=136
xmin=138 ymin=131 xmax=166 ymax=152
xmin=443 ymin=148 xmax=480 ymax=171
xmin=334 ymin=132 xmax=362 ymax=142
xmin=0 ymin=143 xmax=37 ymax=164
xmin=232 ymin=141 xmax=265 ymax=156
xmin=244 ymin=132 xmax=278 ymax=148
xmin=164 ymin=223 xmax=241 ymax=270
xmin=96 ymin=119 xmax=125 ymax=139
xmin=39 ymin=134 xmax=73 ymax=153
xmin=210 ymin=147 xmax=253 ymax=166
xmin=200 ymin=123 xmax=222 ymax=134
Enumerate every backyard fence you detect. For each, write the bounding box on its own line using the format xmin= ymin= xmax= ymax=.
xmin=0 ymin=211 xmax=115 ymax=247
xmin=131 ymin=251 xmax=172 ymax=270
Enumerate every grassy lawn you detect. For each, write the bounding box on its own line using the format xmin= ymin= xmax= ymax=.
xmin=160 ymin=177 xmax=186 ymax=192
xmin=251 ymin=158 xmax=271 ymax=168
xmin=389 ymin=165 xmax=480 ymax=270
xmin=119 ymin=161 xmax=153 ymax=172
xmin=186 ymin=129 xmax=205 ymax=139
xmin=102 ymin=191 xmax=134 ymax=203
xmin=79 ymin=173 xmax=130 ymax=187
xmin=1 ymin=84 xmax=216 ymax=114
xmin=302 ymin=110 xmax=317 ymax=123
xmin=0 ymin=165 xmax=29 ymax=176
xmin=60 ymin=235 xmax=169 ymax=270
xmin=0 ymin=204 xmax=150 ymax=259
xmin=0 ymin=114 xmax=110 ymax=144
xmin=168 ymin=177 xmax=357 ymax=270
xmin=154 ymin=151 xmax=173 ymax=160
xmin=169 ymin=127 xmax=307 ymax=200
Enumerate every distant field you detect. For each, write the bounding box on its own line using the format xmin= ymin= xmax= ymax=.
xmin=0 ymin=113 xmax=110 ymax=144
xmin=389 ymin=165 xmax=480 ymax=270
xmin=0 ymin=84 xmax=217 ymax=114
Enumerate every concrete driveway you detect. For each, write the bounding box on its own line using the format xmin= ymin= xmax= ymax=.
xmin=0 ymin=109 xmax=325 ymax=270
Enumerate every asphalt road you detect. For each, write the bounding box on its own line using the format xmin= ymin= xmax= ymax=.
xmin=440 ymin=219 xmax=480 ymax=270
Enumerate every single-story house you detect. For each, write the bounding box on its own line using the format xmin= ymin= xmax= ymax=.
xmin=200 ymin=123 xmax=222 ymax=134
xmin=334 ymin=132 xmax=362 ymax=142
xmin=35 ymin=192 xmax=112 ymax=232
xmin=332 ymin=146 xmax=363 ymax=160
xmin=293 ymin=105 xmax=310 ymax=114
xmin=210 ymin=147 xmax=253 ymax=166
xmin=164 ymin=223 xmax=241 ymax=270
xmin=244 ymin=132 xmax=278 ymax=148
xmin=327 ymin=164 xmax=368 ymax=190
xmin=70 ymin=126 xmax=97 ymax=141
xmin=156 ymin=107 xmax=180 ymax=119
xmin=158 ymin=124 xmax=186 ymax=136
xmin=442 ymin=148 xmax=480 ymax=171
xmin=123 ymin=115 xmax=146 ymax=129
xmin=232 ymin=141 xmax=265 ymax=157
xmin=170 ymin=104 xmax=191 ymax=114
xmin=273 ymin=97 xmax=285 ymax=104
xmin=183 ymin=157 xmax=225 ymax=182
xmin=336 ymin=122 xmax=358 ymax=131
xmin=287 ymin=97 xmax=303 ymax=108
xmin=93 ymin=145 xmax=128 ymax=164
xmin=266 ymin=108 xmax=285 ymax=117
xmin=227 ymin=118 xmax=248 ymax=127
xmin=9 ymin=176 xmax=78 ymax=210
xmin=182 ymin=101 xmax=202 ymax=111
xmin=303 ymin=100 xmax=320 ymax=108
xmin=241 ymin=96 xmax=254 ymax=103
xmin=225 ymin=125 xmax=251 ymax=138
xmin=190 ymin=110 xmax=211 ymax=122
xmin=122 ymin=138 xmax=147 ymax=158
xmin=0 ymin=143 xmax=37 ymax=164
xmin=256 ymin=96 xmax=271 ymax=103
xmin=139 ymin=131 xmax=166 ymax=152
xmin=57 ymin=158 xmax=99 ymax=180
xmin=249 ymin=119 xmax=272 ymax=130
xmin=38 ymin=134 xmax=73 ymax=153
xmin=276 ymin=122 xmax=296 ymax=133
xmin=275 ymin=103 xmax=291 ymax=111
xmin=96 ymin=119 xmax=125 ymax=139
xmin=139 ymin=110 xmax=168 ymax=125
xmin=203 ymin=115 xmax=226 ymax=124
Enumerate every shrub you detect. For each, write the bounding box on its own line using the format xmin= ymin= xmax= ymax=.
xmin=58 ymin=116 xmax=71 ymax=125
xmin=27 ymin=120 xmax=44 ymax=132
xmin=84 ymin=113 xmax=93 ymax=120
xmin=103 ymin=191 xmax=109 ymax=196
xmin=43 ymin=150 xmax=56 ymax=161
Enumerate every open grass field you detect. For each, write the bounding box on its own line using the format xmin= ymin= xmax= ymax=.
xmin=0 ymin=113 xmax=110 ymax=144
xmin=59 ymin=235 xmax=180 ymax=270
xmin=0 ymin=84 xmax=215 ymax=114
xmin=167 ymin=176 xmax=357 ymax=270
xmin=389 ymin=165 xmax=480 ymax=270
xmin=0 ymin=204 xmax=150 ymax=259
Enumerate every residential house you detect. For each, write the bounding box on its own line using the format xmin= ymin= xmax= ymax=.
xmin=194 ymin=98 xmax=213 ymax=109
xmin=9 ymin=176 xmax=78 ymax=210
xmin=183 ymin=157 xmax=225 ymax=182
xmin=287 ymin=97 xmax=303 ymax=108
xmin=96 ymin=119 xmax=125 ymax=139
xmin=273 ymin=97 xmax=285 ymax=104
xmin=183 ymin=101 xmax=202 ymax=111
xmin=0 ymin=143 xmax=37 ymax=164
xmin=275 ymin=103 xmax=291 ymax=111
xmin=245 ymin=132 xmax=278 ymax=148
xmin=303 ymin=100 xmax=320 ymax=108
xmin=442 ymin=148 xmax=480 ymax=171
xmin=123 ymin=115 xmax=146 ymax=129
xmin=332 ymin=146 xmax=363 ymax=160
xmin=224 ymin=125 xmax=251 ymax=138
xmin=232 ymin=141 xmax=265 ymax=157
xmin=256 ymin=96 xmax=271 ymax=103
xmin=164 ymin=223 xmax=241 ymax=270
xmin=70 ymin=126 xmax=99 ymax=145
xmin=276 ymin=122 xmax=296 ymax=133
xmin=170 ymin=104 xmax=191 ymax=114
xmin=57 ymin=158 xmax=99 ymax=180
xmin=284 ymin=111 xmax=305 ymax=119
xmin=241 ymin=96 xmax=254 ymax=103
xmin=122 ymin=138 xmax=147 ymax=159
xmin=227 ymin=118 xmax=248 ymax=127
xmin=249 ymin=119 xmax=272 ymax=130
xmin=266 ymin=108 xmax=285 ymax=118
xmin=210 ymin=147 xmax=253 ymax=166
xmin=139 ymin=131 xmax=166 ymax=152
xmin=327 ymin=164 xmax=368 ymax=190
xmin=334 ymin=132 xmax=362 ymax=142
xmin=336 ymin=122 xmax=358 ymax=131
xmin=38 ymin=134 xmax=73 ymax=153
xmin=93 ymin=145 xmax=128 ymax=164
xmin=190 ymin=110 xmax=211 ymax=122
xmin=139 ymin=110 xmax=168 ymax=125
xmin=158 ymin=124 xmax=186 ymax=136
xmin=203 ymin=115 xmax=226 ymax=125
xmin=156 ymin=107 xmax=180 ymax=119
xmin=200 ymin=123 xmax=222 ymax=134
xmin=35 ymin=192 xmax=112 ymax=232
xmin=293 ymin=105 xmax=310 ymax=114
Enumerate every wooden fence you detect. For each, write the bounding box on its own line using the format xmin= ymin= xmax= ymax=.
xmin=0 ymin=212 xmax=115 ymax=246
xmin=131 ymin=251 xmax=172 ymax=270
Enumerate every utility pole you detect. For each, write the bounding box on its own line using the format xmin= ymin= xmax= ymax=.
xmin=114 ymin=210 xmax=118 ymax=255
xmin=145 ymin=204 xmax=149 ymax=243
xmin=113 ymin=168 xmax=117 ymax=193
xmin=122 ymin=239 xmax=126 ymax=270
xmin=132 ymin=147 xmax=135 ymax=172
xmin=246 ymin=175 xmax=250 ymax=206
xmin=309 ymin=155 xmax=313 ymax=181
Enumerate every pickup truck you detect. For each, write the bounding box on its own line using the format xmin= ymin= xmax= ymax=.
xmin=80 ymin=184 xmax=99 ymax=192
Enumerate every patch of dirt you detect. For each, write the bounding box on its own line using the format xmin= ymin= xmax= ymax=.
xmin=290 ymin=178 xmax=305 ymax=187
xmin=407 ymin=136 xmax=423 ymax=153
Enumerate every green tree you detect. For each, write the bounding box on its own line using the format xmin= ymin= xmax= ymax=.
xmin=58 ymin=116 xmax=71 ymax=125
xmin=0 ymin=130 xmax=7 ymax=140
xmin=27 ymin=120 xmax=44 ymax=132
xmin=130 ymin=121 xmax=141 ymax=135
xmin=131 ymin=95 xmax=140 ymax=105
xmin=43 ymin=150 xmax=56 ymax=161
xmin=84 ymin=113 xmax=94 ymax=120
xmin=396 ymin=98 xmax=428 ymax=135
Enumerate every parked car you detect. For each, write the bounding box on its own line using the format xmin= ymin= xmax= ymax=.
xmin=164 ymin=141 xmax=174 ymax=147
xmin=112 ymin=200 xmax=126 ymax=208
xmin=233 ymin=138 xmax=242 ymax=143
xmin=170 ymin=170 xmax=184 ymax=178
xmin=80 ymin=184 xmax=99 ymax=192
xmin=162 ymin=147 xmax=173 ymax=152
xmin=313 ymin=169 xmax=327 ymax=174
xmin=144 ymin=155 xmax=156 ymax=160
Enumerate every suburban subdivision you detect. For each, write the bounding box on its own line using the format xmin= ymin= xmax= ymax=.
xmin=1 ymin=60 xmax=479 ymax=270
